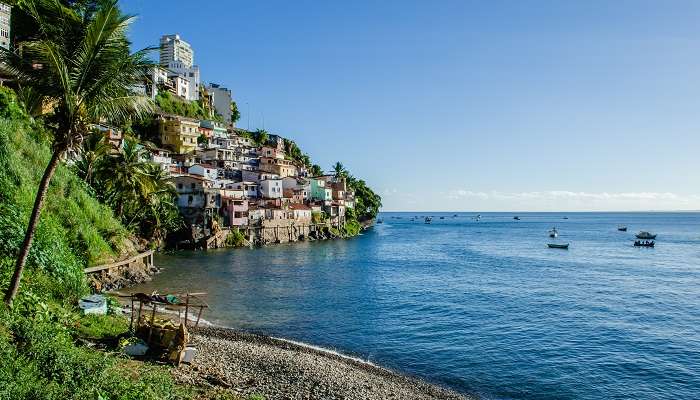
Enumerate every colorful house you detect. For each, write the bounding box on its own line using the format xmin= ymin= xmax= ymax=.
xmin=160 ymin=116 xmax=199 ymax=154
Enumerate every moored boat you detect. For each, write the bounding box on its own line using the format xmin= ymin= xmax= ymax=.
xmin=618 ymin=225 xmax=627 ymax=232
xmin=513 ymin=216 xmax=520 ymax=220
xmin=424 ymin=217 xmax=432 ymax=224
xmin=548 ymin=227 xmax=558 ymax=238
xmin=636 ymin=231 xmax=656 ymax=239
xmin=547 ymin=243 xmax=569 ymax=249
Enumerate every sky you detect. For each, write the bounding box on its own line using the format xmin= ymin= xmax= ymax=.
xmin=120 ymin=0 xmax=700 ymax=211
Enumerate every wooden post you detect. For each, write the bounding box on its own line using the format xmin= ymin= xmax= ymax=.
xmin=137 ymin=299 xmax=144 ymax=328
xmin=184 ymin=293 xmax=190 ymax=327
xmin=195 ymin=306 xmax=203 ymax=328
xmin=129 ymin=296 xmax=135 ymax=332
xmin=147 ymin=302 xmax=156 ymax=343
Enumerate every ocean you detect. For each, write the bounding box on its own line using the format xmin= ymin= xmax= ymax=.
xmin=131 ymin=212 xmax=700 ymax=399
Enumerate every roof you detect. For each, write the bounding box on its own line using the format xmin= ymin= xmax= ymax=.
xmin=289 ymin=204 xmax=311 ymax=211
xmin=172 ymin=174 xmax=212 ymax=182
xmin=189 ymin=163 xmax=217 ymax=169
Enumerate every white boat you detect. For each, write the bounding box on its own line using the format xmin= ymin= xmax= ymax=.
xmin=548 ymin=227 xmax=558 ymax=238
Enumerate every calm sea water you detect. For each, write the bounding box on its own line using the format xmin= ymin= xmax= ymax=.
xmin=132 ymin=212 xmax=700 ymax=399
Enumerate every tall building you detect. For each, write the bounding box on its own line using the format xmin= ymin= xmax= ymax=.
xmin=206 ymin=83 xmax=233 ymax=124
xmin=160 ymin=34 xmax=193 ymax=68
xmin=0 ymin=3 xmax=11 ymax=50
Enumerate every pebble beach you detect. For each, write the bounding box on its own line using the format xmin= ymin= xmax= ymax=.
xmin=175 ymin=326 xmax=470 ymax=400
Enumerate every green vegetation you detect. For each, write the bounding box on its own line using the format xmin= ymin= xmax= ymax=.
xmin=230 ymin=101 xmax=241 ymax=123
xmin=155 ymin=91 xmax=222 ymax=122
xmin=0 ymin=88 xmax=130 ymax=300
xmin=74 ymin=134 xmax=182 ymax=244
xmin=1 ymin=0 xmax=154 ymax=305
xmin=251 ymin=129 xmax=269 ymax=147
xmin=329 ymin=161 xmax=382 ymax=222
xmin=225 ymin=229 xmax=247 ymax=247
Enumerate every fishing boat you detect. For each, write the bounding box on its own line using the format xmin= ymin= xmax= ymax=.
xmin=547 ymin=243 xmax=569 ymax=249
xmin=513 ymin=216 xmax=520 ymax=220
xmin=617 ymin=225 xmax=627 ymax=232
xmin=635 ymin=231 xmax=656 ymax=240
xmin=548 ymin=227 xmax=558 ymax=238
xmin=424 ymin=217 xmax=432 ymax=224
xmin=634 ymin=240 xmax=655 ymax=247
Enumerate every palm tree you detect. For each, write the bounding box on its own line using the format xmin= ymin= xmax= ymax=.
xmin=332 ymin=161 xmax=346 ymax=179
xmin=1 ymin=0 xmax=154 ymax=305
xmin=74 ymin=129 xmax=111 ymax=186
xmin=103 ymin=138 xmax=151 ymax=219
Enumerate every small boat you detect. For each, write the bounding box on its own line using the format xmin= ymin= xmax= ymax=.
xmin=424 ymin=217 xmax=432 ymax=224
xmin=548 ymin=227 xmax=558 ymax=238
xmin=513 ymin=216 xmax=520 ymax=220
xmin=453 ymin=214 xmax=458 ymax=218
xmin=634 ymin=240 xmax=655 ymax=248
xmin=562 ymin=216 xmax=569 ymax=220
xmin=377 ymin=219 xmax=384 ymax=224
xmin=547 ymin=243 xmax=569 ymax=249
xmin=636 ymin=231 xmax=656 ymax=240
xmin=617 ymin=225 xmax=627 ymax=232
xmin=439 ymin=216 xmax=445 ymax=220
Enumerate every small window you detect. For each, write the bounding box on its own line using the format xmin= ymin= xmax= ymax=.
xmin=177 ymin=183 xmax=183 ymax=189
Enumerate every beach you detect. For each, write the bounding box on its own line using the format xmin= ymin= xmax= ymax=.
xmin=175 ymin=326 xmax=469 ymax=400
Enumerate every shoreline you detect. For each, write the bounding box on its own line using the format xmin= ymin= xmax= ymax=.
xmin=117 ymin=300 xmax=471 ymax=399
xmin=178 ymin=325 xmax=472 ymax=400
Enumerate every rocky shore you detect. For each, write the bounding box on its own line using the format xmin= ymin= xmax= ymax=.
xmin=176 ymin=326 xmax=471 ymax=400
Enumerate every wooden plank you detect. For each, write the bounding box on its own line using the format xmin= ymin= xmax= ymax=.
xmin=84 ymin=250 xmax=154 ymax=274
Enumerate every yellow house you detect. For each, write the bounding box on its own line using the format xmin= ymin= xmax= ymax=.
xmin=160 ymin=117 xmax=200 ymax=154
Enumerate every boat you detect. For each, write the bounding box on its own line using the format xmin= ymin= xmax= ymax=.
xmin=617 ymin=225 xmax=627 ymax=232
xmin=439 ymin=216 xmax=445 ymax=220
xmin=635 ymin=231 xmax=656 ymax=239
xmin=377 ymin=219 xmax=384 ymax=224
xmin=513 ymin=216 xmax=520 ymax=220
xmin=562 ymin=216 xmax=569 ymax=220
xmin=634 ymin=240 xmax=655 ymax=247
xmin=547 ymin=243 xmax=569 ymax=249
xmin=453 ymin=214 xmax=458 ymax=218
xmin=548 ymin=227 xmax=558 ymax=238
xmin=424 ymin=217 xmax=432 ymax=224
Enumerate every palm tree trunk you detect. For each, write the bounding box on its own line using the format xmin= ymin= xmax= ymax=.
xmin=3 ymin=149 xmax=63 ymax=306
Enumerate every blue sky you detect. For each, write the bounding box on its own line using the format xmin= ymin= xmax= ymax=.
xmin=121 ymin=0 xmax=700 ymax=211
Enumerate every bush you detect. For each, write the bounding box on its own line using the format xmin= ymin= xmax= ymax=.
xmin=225 ymin=228 xmax=247 ymax=247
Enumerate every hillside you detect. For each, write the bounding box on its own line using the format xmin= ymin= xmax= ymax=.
xmin=0 ymin=87 xmax=136 ymax=300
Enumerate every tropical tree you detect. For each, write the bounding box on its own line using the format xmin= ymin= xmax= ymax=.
xmin=310 ymin=164 xmax=323 ymax=177
xmin=1 ymin=0 xmax=154 ymax=305
xmin=332 ymin=161 xmax=347 ymax=179
xmin=73 ymin=129 xmax=111 ymax=186
xmin=230 ymin=100 xmax=240 ymax=123
xmin=252 ymin=129 xmax=269 ymax=147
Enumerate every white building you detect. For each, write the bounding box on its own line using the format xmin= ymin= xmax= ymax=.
xmin=0 ymin=3 xmax=10 ymax=50
xmin=160 ymin=34 xmax=193 ymax=68
xmin=188 ymin=164 xmax=218 ymax=181
xmin=259 ymin=178 xmax=283 ymax=199
xmin=231 ymin=181 xmax=258 ymax=198
xmin=169 ymin=75 xmax=191 ymax=100
xmin=167 ymin=61 xmax=200 ymax=101
xmin=206 ymin=83 xmax=233 ymax=124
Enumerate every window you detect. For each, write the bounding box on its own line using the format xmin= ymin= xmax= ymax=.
xmin=190 ymin=183 xmax=195 ymax=189
xmin=177 ymin=183 xmax=183 ymax=189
